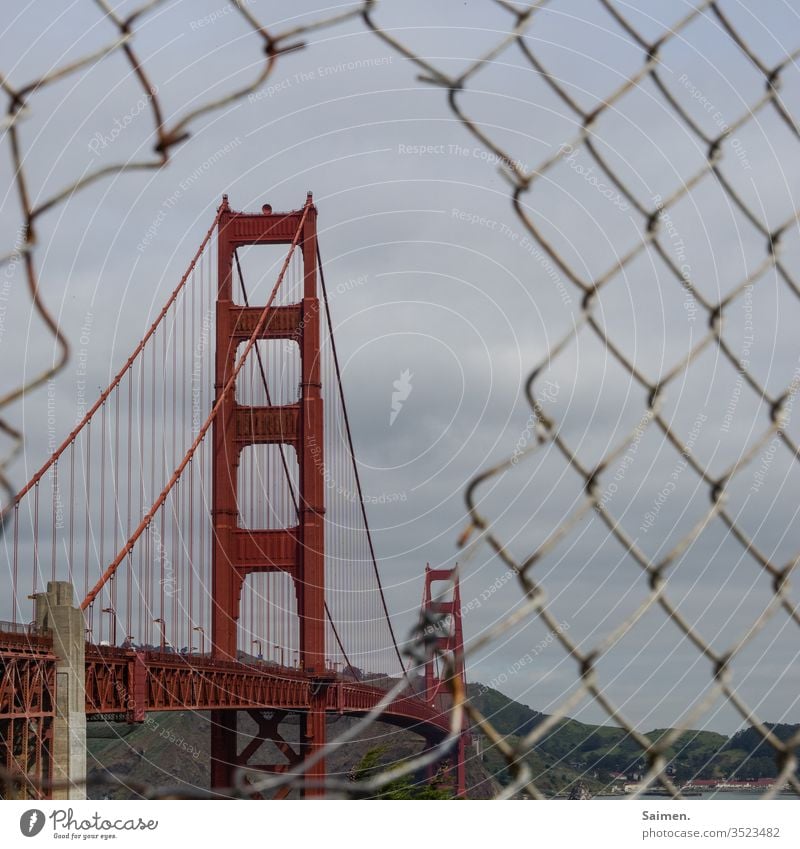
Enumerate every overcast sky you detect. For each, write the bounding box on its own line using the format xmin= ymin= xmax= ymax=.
xmin=2 ymin=0 xmax=800 ymax=735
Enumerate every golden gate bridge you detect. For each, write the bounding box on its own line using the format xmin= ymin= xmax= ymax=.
xmin=0 ymin=194 xmax=467 ymax=799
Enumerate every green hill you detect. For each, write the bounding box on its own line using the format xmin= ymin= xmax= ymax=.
xmin=466 ymin=684 xmax=799 ymax=792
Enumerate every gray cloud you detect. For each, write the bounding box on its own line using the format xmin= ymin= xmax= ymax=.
xmin=2 ymin=1 xmax=799 ymax=733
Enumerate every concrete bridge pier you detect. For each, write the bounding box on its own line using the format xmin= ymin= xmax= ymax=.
xmin=34 ymin=581 xmax=87 ymax=800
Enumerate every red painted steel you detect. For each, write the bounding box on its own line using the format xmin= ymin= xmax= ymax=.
xmin=81 ymin=645 xmax=450 ymax=733
xmin=1 ymin=635 xmax=452 ymax=799
xmin=422 ymin=565 xmax=468 ymax=796
xmin=0 ymin=630 xmax=54 ymax=799
xmin=211 ymin=195 xmax=328 ymax=795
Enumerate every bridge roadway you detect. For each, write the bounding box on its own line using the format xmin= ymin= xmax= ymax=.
xmin=1 ymin=632 xmax=451 ymax=737
xmin=86 ymin=645 xmax=451 ymax=735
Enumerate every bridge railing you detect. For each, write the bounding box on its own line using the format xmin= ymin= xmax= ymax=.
xmin=0 ymin=621 xmax=38 ymax=637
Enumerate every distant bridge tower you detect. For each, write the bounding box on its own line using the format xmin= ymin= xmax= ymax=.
xmin=422 ymin=565 xmax=468 ymax=796
xmin=210 ymin=194 xmax=327 ymax=796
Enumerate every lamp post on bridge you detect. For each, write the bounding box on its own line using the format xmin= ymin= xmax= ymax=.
xmin=274 ymin=644 xmax=284 ymax=667
xmin=153 ymin=617 xmax=167 ymax=653
xmin=193 ymin=626 xmax=205 ymax=656
xmin=101 ymin=606 xmax=116 ymax=646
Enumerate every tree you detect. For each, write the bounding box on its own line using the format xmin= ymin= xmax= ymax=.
xmin=350 ymin=746 xmax=453 ymax=799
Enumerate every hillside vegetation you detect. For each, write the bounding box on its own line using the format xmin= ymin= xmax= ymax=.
xmin=467 ymin=684 xmax=799 ymax=792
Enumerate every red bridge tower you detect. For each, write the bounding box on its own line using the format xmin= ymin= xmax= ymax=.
xmin=423 ymin=565 xmax=468 ymax=796
xmin=210 ymin=194 xmax=327 ymax=796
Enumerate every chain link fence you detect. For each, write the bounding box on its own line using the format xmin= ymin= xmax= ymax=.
xmin=3 ymin=0 xmax=800 ymax=799
xmin=0 ymin=0 xmax=362 ymax=502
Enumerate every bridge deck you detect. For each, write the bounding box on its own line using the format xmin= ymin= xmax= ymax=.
xmin=2 ymin=636 xmax=451 ymax=737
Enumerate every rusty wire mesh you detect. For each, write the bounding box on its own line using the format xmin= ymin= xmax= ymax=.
xmin=0 ymin=0 xmax=362 ymax=503
xmin=363 ymin=0 xmax=800 ymax=799
xmin=3 ymin=0 xmax=800 ymax=799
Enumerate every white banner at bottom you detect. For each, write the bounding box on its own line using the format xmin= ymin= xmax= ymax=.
xmin=0 ymin=799 xmax=797 ymax=849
